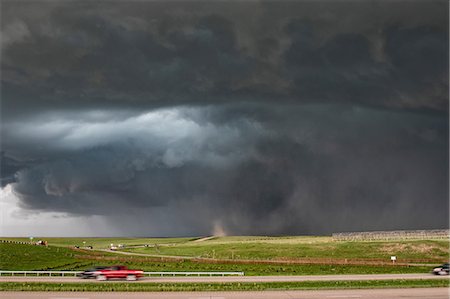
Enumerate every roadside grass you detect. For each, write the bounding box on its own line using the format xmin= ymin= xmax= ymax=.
xmin=0 ymin=279 xmax=448 ymax=292
xmin=0 ymin=243 xmax=434 ymax=275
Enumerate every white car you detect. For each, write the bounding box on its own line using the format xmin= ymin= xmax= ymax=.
xmin=432 ymin=263 xmax=449 ymax=275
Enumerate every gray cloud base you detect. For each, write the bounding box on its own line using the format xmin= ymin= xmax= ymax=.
xmin=4 ymin=104 xmax=448 ymax=235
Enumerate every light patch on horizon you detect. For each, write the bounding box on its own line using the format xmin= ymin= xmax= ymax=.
xmin=0 ymin=185 xmax=111 ymax=237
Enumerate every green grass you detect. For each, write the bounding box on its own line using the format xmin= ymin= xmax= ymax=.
xmin=3 ymin=236 xmax=448 ymax=262
xmin=1 ymin=236 xmax=448 ymax=275
xmin=0 ymin=243 xmax=94 ymax=271
xmin=0 ymin=243 xmax=435 ymax=275
xmin=1 ymin=237 xmax=196 ymax=249
xmin=0 ymin=279 xmax=448 ymax=292
xmin=122 ymin=238 xmax=449 ymax=262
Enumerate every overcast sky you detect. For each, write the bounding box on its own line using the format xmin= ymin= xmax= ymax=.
xmin=1 ymin=0 xmax=448 ymax=237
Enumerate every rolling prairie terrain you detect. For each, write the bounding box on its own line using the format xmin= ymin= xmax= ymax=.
xmin=1 ymin=235 xmax=448 ymax=276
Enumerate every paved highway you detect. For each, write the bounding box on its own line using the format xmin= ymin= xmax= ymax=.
xmin=0 ymin=273 xmax=447 ymax=283
xmin=0 ymin=288 xmax=448 ymax=299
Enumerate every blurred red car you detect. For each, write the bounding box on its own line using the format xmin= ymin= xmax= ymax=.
xmin=94 ymin=265 xmax=144 ymax=281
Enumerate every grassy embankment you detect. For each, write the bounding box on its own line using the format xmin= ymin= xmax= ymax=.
xmin=0 ymin=236 xmax=448 ymax=275
xmin=0 ymin=280 xmax=448 ymax=292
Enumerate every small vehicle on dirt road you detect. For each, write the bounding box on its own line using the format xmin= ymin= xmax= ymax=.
xmin=432 ymin=263 xmax=449 ymax=275
xmin=94 ymin=265 xmax=144 ymax=281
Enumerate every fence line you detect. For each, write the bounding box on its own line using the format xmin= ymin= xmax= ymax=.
xmin=0 ymin=240 xmax=36 ymax=245
xmin=332 ymin=229 xmax=450 ymax=241
xmin=0 ymin=270 xmax=244 ymax=277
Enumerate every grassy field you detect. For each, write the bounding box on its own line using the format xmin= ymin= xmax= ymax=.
xmin=2 ymin=236 xmax=448 ymax=262
xmin=0 ymin=237 xmax=196 ymax=249
xmin=0 ymin=279 xmax=448 ymax=292
xmin=0 ymin=243 xmax=435 ymax=275
xmin=0 ymin=236 xmax=448 ymax=275
xmin=0 ymin=243 xmax=94 ymax=271
xmin=121 ymin=238 xmax=449 ymax=262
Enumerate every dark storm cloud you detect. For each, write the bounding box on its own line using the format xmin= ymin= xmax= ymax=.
xmin=1 ymin=0 xmax=448 ymax=117
xmin=3 ymin=105 xmax=448 ymax=235
xmin=283 ymin=20 xmax=448 ymax=110
xmin=1 ymin=0 xmax=448 ymax=235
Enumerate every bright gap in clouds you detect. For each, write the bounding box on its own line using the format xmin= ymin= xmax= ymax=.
xmin=0 ymin=185 xmax=111 ymax=237
xmin=10 ymin=107 xmax=205 ymax=150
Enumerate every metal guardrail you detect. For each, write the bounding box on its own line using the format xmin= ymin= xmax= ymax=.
xmin=143 ymin=272 xmax=244 ymax=276
xmin=0 ymin=271 xmax=81 ymax=277
xmin=0 ymin=271 xmax=244 ymax=277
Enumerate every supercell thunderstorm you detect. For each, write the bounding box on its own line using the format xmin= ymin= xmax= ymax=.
xmin=1 ymin=1 xmax=448 ymax=236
